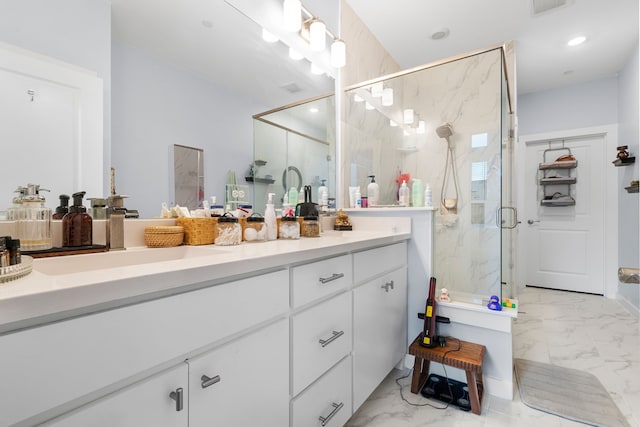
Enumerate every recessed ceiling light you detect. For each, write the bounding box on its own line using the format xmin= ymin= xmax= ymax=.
xmin=567 ymin=36 xmax=586 ymax=46
xmin=431 ymin=28 xmax=450 ymax=40
xmin=309 ymin=107 xmax=319 ymax=113
xmin=262 ymin=28 xmax=278 ymax=43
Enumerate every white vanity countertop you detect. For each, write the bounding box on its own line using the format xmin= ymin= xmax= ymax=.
xmin=0 ymin=217 xmax=410 ymax=333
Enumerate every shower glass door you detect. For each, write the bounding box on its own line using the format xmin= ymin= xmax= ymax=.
xmin=343 ymin=46 xmax=513 ymax=303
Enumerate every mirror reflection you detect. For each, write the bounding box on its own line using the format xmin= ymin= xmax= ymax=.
xmin=252 ymin=95 xmax=335 ymax=214
xmin=0 ymin=0 xmax=336 ymax=218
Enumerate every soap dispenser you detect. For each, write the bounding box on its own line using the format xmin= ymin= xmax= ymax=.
xmin=62 ymin=191 xmax=93 ymax=247
xmin=264 ymin=192 xmax=277 ymax=241
xmin=15 ymin=184 xmax=53 ymax=250
xmin=52 ymin=194 xmax=70 ymax=220
xmin=367 ymin=175 xmax=379 ymax=207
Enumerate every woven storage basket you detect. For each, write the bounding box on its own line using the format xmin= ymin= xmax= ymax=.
xmin=144 ymin=226 xmax=184 ymax=248
xmin=176 ymin=217 xmax=217 ymax=245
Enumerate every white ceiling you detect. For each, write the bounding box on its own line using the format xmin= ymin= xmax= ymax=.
xmin=345 ymin=0 xmax=639 ymax=94
xmin=111 ymin=0 xmax=639 ymax=109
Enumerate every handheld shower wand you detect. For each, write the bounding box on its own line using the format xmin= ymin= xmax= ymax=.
xmin=436 ymin=123 xmax=459 ymax=214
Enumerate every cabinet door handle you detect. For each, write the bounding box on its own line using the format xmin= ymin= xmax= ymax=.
xmin=319 ymin=330 xmax=344 ymax=347
xmin=381 ymin=280 xmax=394 ymax=292
xmin=318 ymin=273 xmax=344 ymax=284
xmin=319 ymin=402 xmax=344 ymax=426
xmin=169 ymin=387 xmax=184 ymax=412
xmin=201 ymin=374 xmax=221 ymax=389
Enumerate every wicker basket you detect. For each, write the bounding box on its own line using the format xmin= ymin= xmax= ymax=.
xmin=144 ymin=226 xmax=184 ymax=248
xmin=175 ymin=217 xmax=217 ymax=245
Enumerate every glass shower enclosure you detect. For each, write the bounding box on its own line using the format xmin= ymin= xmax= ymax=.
xmin=343 ymin=44 xmax=517 ymax=301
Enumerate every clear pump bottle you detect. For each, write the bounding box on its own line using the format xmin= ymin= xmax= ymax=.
xmin=16 ymin=184 xmax=53 ymax=251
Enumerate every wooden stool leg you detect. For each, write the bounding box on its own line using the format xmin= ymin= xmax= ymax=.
xmin=410 ymin=357 xmax=431 ymax=394
xmin=465 ymin=370 xmax=481 ymax=415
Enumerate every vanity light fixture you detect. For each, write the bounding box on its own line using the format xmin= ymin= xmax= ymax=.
xmin=371 ymin=82 xmax=384 ymax=98
xmin=330 ymin=39 xmax=346 ymax=68
xmin=280 ymin=1 xmax=346 ymax=69
xmin=289 ymin=47 xmax=304 ymax=60
xmin=567 ymin=35 xmax=586 ymax=46
xmin=309 ymin=19 xmax=326 ymax=51
xmin=382 ymin=87 xmax=393 ymax=106
xmin=262 ymin=28 xmax=279 ymax=43
xmin=283 ymin=0 xmax=302 ymax=32
xmin=403 ymin=109 xmax=414 ymax=124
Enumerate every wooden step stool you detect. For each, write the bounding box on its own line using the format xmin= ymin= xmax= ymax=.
xmin=408 ymin=334 xmax=486 ymax=415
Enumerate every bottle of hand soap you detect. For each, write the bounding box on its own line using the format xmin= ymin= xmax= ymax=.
xmin=62 ymin=191 xmax=93 ymax=247
xmin=264 ymin=192 xmax=277 ymax=241
xmin=367 ymin=175 xmax=379 ymax=207
xmin=398 ymin=180 xmax=410 ymax=206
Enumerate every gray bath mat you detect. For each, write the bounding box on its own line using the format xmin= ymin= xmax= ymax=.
xmin=514 ymin=358 xmax=630 ymax=427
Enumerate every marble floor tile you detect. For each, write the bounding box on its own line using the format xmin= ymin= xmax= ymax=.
xmin=345 ymin=286 xmax=639 ymax=427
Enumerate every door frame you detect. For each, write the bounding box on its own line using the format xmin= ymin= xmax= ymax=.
xmin=516 ymin=124 xmax=619 ymax=298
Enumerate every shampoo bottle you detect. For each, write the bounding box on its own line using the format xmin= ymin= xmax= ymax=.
xmin=367 ymin=175 xmax=379 ymax=207
xmin=424 ymin=184 xmax=433 ymax=208
xmin=412 ymin=178 xmax=424 ymax=207
xmin=62 ymin=191 xmax=93 ymax=247
xmin=288 ymin=186 xmax=299 ymax=206
xmin=399 ymin=180 xmax=410 ymax=206
xmin=265 ymin=192 xmax=277 ymax=241
xmin=318 ymin=179 xmax=328 ymax=212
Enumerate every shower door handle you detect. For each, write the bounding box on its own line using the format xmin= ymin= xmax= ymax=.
xmin=497 ymin=207 xmax=520 ymax=229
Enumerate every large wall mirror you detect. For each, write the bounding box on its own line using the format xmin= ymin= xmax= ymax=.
xmin=0 ymin=0 xmax=337 ymax=218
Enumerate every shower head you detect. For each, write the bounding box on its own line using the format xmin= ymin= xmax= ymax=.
xmin=436 ymin=123 xmax=453 ymax=139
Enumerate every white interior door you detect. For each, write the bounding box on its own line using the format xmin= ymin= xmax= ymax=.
xmin=523 ymin=135 xmax=605 ymax=294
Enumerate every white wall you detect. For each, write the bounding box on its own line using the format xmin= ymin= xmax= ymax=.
xmin=517 ymin=76 xmax=618 ymax=136
xmin=616 ymin=42 xmax=639 ymax=310
xmin=111 ymin=42 xmax=267 ymax=218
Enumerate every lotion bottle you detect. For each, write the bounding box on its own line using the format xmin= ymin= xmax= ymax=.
xmin=399 ymin=180 xmax=410 ymax=206
xmin=424 ymin=184 xmax=433 ymax=208
xmin=264 ymin=192 xmax=277 ymax=240
xmin=367 ymin=175 xmax=379 ymax=207
xmin=318 ymin=179 xmax=328 ymax=211
xmin=355 ymin=186 xmax=362 ymax=208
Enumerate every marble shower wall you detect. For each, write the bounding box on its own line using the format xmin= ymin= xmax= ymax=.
xmin=344 ymin=48 xmax=504 ymax=298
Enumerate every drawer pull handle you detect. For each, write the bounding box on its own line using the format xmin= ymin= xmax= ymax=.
xmin=319 ymin=273 xmax=344 ymax=284
xmin=169 ymin=387 xmax=184 ymax=412
xmin=319 ymin=402 xmax=344 ymax=426
xmin=381 ymin=280 xmax=395 ymax=292
xmin=201 ymin=374 xmax=221 ymax=389
xmin=319 ymin=330 xmax=344 ymax=347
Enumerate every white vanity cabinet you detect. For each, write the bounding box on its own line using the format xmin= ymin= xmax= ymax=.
xmin=187 ymin=319 xmax=289 ymax=427
xmin=43 ymin=364 xmax=189 ymax=427
xmin=352 ymin=243 xmax=408 ymax=409
xmin=0 ymin=270 xmax=289 ymax=426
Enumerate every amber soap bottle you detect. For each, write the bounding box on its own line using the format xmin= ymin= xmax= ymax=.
xmin=62 ymin=191 xmax=93 ymax=247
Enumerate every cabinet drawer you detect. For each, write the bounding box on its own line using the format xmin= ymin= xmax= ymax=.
xmin=292 ymin=254 xmax=352 ymax=308
xmin=292 ymin=356 xmax=352 ymax=427
xmin=188 ymin=319 xmax=289 ymax=427
xmin=0 ymin=270 xmax=289 ymax=426
xmin=353 ymin=242 xmax=406 ymax=284
xmin=292 ymin=291 xmax=352 ymax=396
